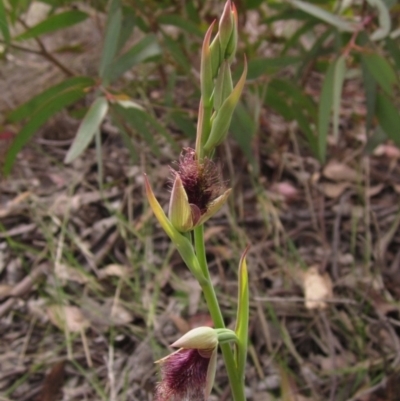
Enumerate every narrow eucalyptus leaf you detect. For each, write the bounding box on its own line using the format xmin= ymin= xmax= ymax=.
xmin=65 ymin=97 xmax=109 ymax=163
xmin=332 ymin=55 xmax=346 ymax=140
xmin=4 ymin=88 xmax=87 ymax=175
xmin=318 ymin=60 xmax=336 ymax=163
xmin=289 ymin=0 xmax=356 ymax=32
xmin=0 ymin=0 xmax=11 ymax=43
xmin=15 ymin=10 xmax=88 ymax=41
xmin=99 ymin=0 xmax=122 ymax=81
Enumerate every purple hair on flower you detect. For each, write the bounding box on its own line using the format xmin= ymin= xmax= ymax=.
xmin=154 ymin=327 xmax=218 ymax=401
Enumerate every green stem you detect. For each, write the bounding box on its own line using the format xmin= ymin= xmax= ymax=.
xmin=193 ymin=225 xmax=246 ymax=401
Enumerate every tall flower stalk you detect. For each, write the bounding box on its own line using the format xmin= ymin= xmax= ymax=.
xmin=145 ymin=2 xmax=248 ymax=400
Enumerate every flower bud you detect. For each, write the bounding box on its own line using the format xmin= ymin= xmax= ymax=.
xmin=204 ymin=58 xmax=247 ymax=153
xmin=219 ymin=0 xmax=237 ymax=61
xmin=168 ymin=174 xmax=194 ymax=232
xmin=213 ymin=60 xmax=233 ymax=111
xmin=171 ymin=326 xmax=218 ymax=350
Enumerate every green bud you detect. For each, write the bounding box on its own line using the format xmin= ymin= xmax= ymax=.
xmin=168 ymin=174 xmax=194 ymax=232
xmin=204 ymin=58 xmax=247 ymax=152
xmin=201 ymin=21 xmax=215 ymax=107
xmin=171 ymin=326 xmax=218 ymax=349
xmin=213 ymin=61 xmax=233 ymax=112
xmin=225 ymin=2 xmax=238 ymax=61
xmin=219 ymin=0 xmax=236 ymax=61
xmin=209 ymin=33 xmax=221 ymax=79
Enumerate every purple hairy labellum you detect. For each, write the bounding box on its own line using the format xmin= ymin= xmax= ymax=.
xmin=154 ymin=327 xmax=218 ymax=401
xmin=168 ymin=148 xmax=231 ymax=232
xmin=155 ymin=348 xmax=214 ymax=401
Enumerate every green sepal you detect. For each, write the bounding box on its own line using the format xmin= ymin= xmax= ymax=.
xmin=168 ymin=174 xmax=193 ymax=232
xmin=144 ymin=174 xmax=205 ymax=283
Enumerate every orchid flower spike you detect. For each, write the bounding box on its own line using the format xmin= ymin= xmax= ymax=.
xmin=168 ymin=148 xmax=231 ymax=232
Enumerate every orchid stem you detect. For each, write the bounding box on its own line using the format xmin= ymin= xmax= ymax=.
xmin=194 ymin=225 xmax=246 ymax=401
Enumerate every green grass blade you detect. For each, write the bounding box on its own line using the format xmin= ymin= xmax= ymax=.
xmin=65 ymin=96 xmax=109 ymax=163
xmin=15 ymin=10 xmax=88 ymax=41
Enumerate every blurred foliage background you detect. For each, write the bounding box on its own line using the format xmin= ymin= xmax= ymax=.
xmin=1 ymin=0 xmax=399 ymax=175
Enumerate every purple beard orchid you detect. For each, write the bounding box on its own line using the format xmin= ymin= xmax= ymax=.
xmin=168 ymin=148 xmax=231 ymax=232
xmin=154 ymin=327 xmax=218 ymax=401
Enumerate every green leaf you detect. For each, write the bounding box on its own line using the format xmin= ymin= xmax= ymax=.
xmin=230 ymin=102 xmax=257 ymax=172
xmin=247 ymin=56 xmax=301 ymax=80
xmin=246 ymin=0 xmax=264 ymax=8
xmin=296 ymin=27 xmax=334 ymax=80
xmin=99 ymin=0 xmax=122 ymax=82
xmin=269 ymin=79 xmax=316 ymax=117
xmin=108 ymin=34 xmax=161 ymax=82
xmin=157 ymin=14 xmax=203 ymax=37
xmin=114 ymin=121 xmax=138 ymax=163
xmin=332 ymin=55 xmax=346 ymax=140
xmin=361 ymin=53 xmax=397 ymax=96
xmin=367 ymin=0 xmax=391 ymax=41
xmin=162 ymin=33 xmax=190 ymax=72
xmin=169 ymin=111 xmax=196 ymax=139
xmin=116 ymin=5 xmax=136 ymax=54
xmin=4 ymin=88 xmax=87 ymax=175
xmin=282 ymin=19 xmax=318 ymax=54
xmin=15 ymin=10 xmax=88 ymax=41
xmin=375 ymin=92 xmax=400 ymax=146
xmin=385 ymin=37 xmax=400 ymax=72
xmin=235 ymin=247 xmax=250 ymax=382
xmin=318 ymin=60 xmax=336 ymax=162
xmin=292 ymin=108 xmax=318 ymax=157
xmin=113 ymin=105 xmax=179 ymax=155
xmin=64 ymin=97 xmax=109 ymax=163
xmin=265 ymin=86 xmax=294 ymax=120
xmin=289 ymin=0 xmax=356 ymax=32
xmin=0 ymin=0 xmax=10 ymax=43
xmin=8 ymin=76 xmax=94 ymax=123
